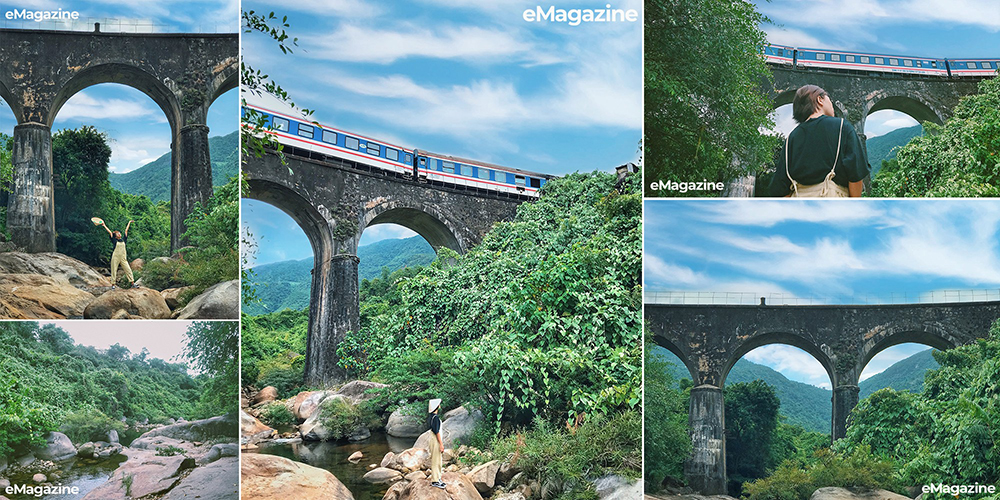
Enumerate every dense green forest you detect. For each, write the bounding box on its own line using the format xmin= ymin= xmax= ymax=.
xmin=244 ymin=171 xmax=642 ymax=494
xmin=109 ymin=131 xmax=239 ymax=203
xmin=647 ymin=322 xmax=1000 ymax=499
xmin=0 ymin=322 xmax=233 ymax=459
xmin=864 ymin=125 xmax=923 ymax=178
xmin=859 ymin=348 xmax=938 ymax=399
xmin=242 ymin=235 xmax=435 ymax=315
xmin=871 ymin=77 xmax=1000 ymax=196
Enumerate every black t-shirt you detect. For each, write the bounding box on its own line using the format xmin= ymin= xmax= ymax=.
xmin=428 ymin=413 xmax=441 ymax=434
xmin=110 ymin=233 xmax=127 ymax=248
xmin=769 ymin=115 xmax=870 ymax=196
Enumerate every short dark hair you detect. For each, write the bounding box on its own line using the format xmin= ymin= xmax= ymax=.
xmin=792 ymin=85 xmax=827 ymax=123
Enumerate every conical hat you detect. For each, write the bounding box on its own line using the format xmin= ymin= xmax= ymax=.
xmin=429 ymin=399 xmax=442 ymax=413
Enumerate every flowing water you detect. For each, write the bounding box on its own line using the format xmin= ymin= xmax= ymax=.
xmin=5 ymin=455 xmax=127 ymax=500
xmin=258 ymin=432 xmax=418 ymax=500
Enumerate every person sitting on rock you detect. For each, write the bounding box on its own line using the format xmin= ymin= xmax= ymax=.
xmin=99 ymin=219 xmax=136 ymax=289
xmin=428 ymin=399 xmax=446 ymax=489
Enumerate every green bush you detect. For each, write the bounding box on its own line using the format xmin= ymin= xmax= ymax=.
xmin=643 ymin=336 xmax=690 ymax=490
xmin=141 ymin=257 xmax=186 ymax=290
xmin=491 ymin=411 xmax=641 ymax=500
xmin=742 ymin=446 xmax=899 ymax=500
xmin=60 ymin=408 xmax=126 ymax=444
xmin=258 ymin=402 xmax=296 ymax=428
xmin=316 ymin=397 xmax=363 ymax=441
xmin=178 ymin=176 xmax=239 ymax=296
xmin=256 ymin=353 xmax=305 ymax=397
xmin=155 ymin=445 xmax=186 ymax=457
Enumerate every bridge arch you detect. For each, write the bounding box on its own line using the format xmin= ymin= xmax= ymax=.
xmin=47 ymin=64 xmax=181 ymax=132
xmin=722 ymin=331 xmax=835 ymax=388
xmin=244 ymin=178 xmax=335 ymax=260
xmin=862 ymin=91 xmax=944 ymax=137
xmin=0 ymin=79 xmax=18 ymax=123
xmin=653 ymin=337 xmax=699 ymax=384
xmin=361 ymin=200 xmax=464 ymax=253
xmin=857 ymin=325 xmax=959 ymax=378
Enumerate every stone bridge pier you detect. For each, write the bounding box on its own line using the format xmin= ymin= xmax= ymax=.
xmin=647 ymin=301 xmax=1000 ymax=495
xmin=0 ymin=28 xmax=238 ymax=252
xmin=244 ymin=152 xmax=525 ymax=386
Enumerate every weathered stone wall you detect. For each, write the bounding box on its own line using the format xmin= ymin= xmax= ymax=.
xmin=0 ymin=28 xmax=238 ymax=251
xmin=244 ymin=152 xmax=524 ymax=386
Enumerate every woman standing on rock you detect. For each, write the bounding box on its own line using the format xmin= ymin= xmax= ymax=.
xmin=428 ymin=399 xmax=446 ymax=489
xmin=99 ymin=219 xmax=136 ymax=289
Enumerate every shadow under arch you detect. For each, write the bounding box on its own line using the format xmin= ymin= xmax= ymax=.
xmin=862 ymin=93 xmax=944 ymax=137
xmin=0 ymin=79 xmax=19 ymax=123
xmin=652 ymin=336 xmax=699 ymax=384
xmin=721 ymin=331 xmax=835 ymax=388
xmin=362 ymin=201 xmax=463 ymax=253
xmin=208 ymin=62 xmax=238 ymax=109
xmin=47 ymin=63 xmax=181 ymax=133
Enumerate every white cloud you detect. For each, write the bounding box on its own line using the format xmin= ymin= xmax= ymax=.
xmin=865 ymin=110 xmax=920 ymax=138
xmin=360 ymin=224 xmax=419 ymax=246
xmin=691 ymin=200 xmax=887 ymax=228
xmin=744 ymin=344 xmax=831 ymax=387
xmin=55 ymin=92 xmax=164 ymax=123
xmin=763 ymin=26 xmax=826 ymax=48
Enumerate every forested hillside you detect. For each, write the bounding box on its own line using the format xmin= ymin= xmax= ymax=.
xmin=865 ymin=125 xmax=922 ymax=177
xmin=109 ymin=131 xmax=238 ymax=202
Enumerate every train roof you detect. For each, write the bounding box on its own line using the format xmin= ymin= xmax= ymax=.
xmin=765 ymin=43 xmax=1000 ymax=63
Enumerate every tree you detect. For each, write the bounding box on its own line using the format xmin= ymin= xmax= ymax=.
xmin=725 ymin=380 xmax=782 ymax=492
xmin=51 ymin=126 xmax=115 ymax=264
xmin=869 ymin=76 xmax=1000 ymax=196
xmin=644 ymin=338 xmax=691 ymax=490
xmin=644 ymin=0 xmax=778 ymax=196
xmin=183 ymin=321 xmax=239 ymax=417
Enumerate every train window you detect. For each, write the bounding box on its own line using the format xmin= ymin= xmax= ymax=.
xmin=272 ymin=116 xmax=290 ymax=132
xmin=986 ymin=62 xmax=994 ymax=69
xmin=321 ymin=130 xmax=337 ymax=144
xmin=846 ymin=55 xmax=855 ymax=62
xmin=861 ymin=56 xmax=870 ymax=63
xmin=366 ymin=143 xmax=379 ymax=155
xmin=889 ymin=59 xmax=898 ymax=65
xmin=419 ymin=157 xmax=426 ymax=166
xmin=386 ymin=148 xmax=399 ymax=161
xmin=831 ymin=54 xmax=840 ymax=61
xmin=477 ymin=168 xmax=490 ymax=180
xmin=461 ymin=164 xmax=473 ymax=177
xmin=875 ymin=57 xmax=884 ymax=64
xmin=529 ymin=178 xmax=541 ymax=188
xmin=515 ymin=175 xmax=526 ymax=187
xmin=904 ymin=60 xmax=913 ymax=67
xmin=345 ymin=136 xmax=360 ymax=150
xmin=442 ymin=161 xmax=455 ymax=174
xmin=816 ymin=53 xmax=826 ymax=60
xmin=297 ymin=123 xmax=314 ymax=138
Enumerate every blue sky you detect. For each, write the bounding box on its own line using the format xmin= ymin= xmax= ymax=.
xmin=645 ymin=199 xmax=1000 ymax=387
xmin=0 ymin=0 xmax=238 ymax=173
xmin=752 ymin=0 xmax=1000 ymax=137
xmin=241 ymin=0 xmax=642 ymax=266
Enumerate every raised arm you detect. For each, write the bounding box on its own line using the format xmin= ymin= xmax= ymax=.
xmin=100 ymin=221 xmax=113 ymax=236
xmin=125 ymin=220 xmax=133 ymax=237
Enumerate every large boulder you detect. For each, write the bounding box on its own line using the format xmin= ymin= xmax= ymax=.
xmin=593 ymin=475 xmax=642 ymax=500
xmin=396 ymin=472 xmax=483 ymax=500
xmin=83 ymin=449 xmax=195 ymax=499
xmin=133 ymin=415 xmax=237 ymax=446
xmin=387 ymin=407 xmax=426 ymax=438
xmin=396 ymin=448 xmax=431 ymax=471
xmin=297 ymin=391 xmax=338 ymax=421
xmin=32 ymin=432 xmax=77 ymax=462
xmin=162 ymin=456 xmax=238 ymax=500
xmin=467 ymin=460 xmax=502 ymax=494
xmin=362 ymin=467 xmax=403 ymax=485
xmin=299 ymin=396 xmax=368 ymax=442
xmin=174 ymin=279 xmax=238 ymax=319
xmin=334 ymin=380 xmax=387 ymax=404
xmin=253 ymin=386 xmax=279 ymax=406
xmin=809 ymin=487 xmax=910 ymax=500
xmin=83 ymin=287 xmax=171 ymax=319
xmin=0 ymin=274 xmax=96 ymax=319
xmin=414 ymin=406 xmax=483 ymax=450
xmin=0 ymin=252 xmax=110 ymax=287
xmin=241 ymin=453 xmax=354 ymax=500
xmin=241 ymin=410 xmax=276 ymax=444
xmin=160 ymin=286 xmax=195 ymax=309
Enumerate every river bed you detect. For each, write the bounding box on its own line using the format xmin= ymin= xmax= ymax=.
xmin=258 ymin=432 xmax=417 ymax=500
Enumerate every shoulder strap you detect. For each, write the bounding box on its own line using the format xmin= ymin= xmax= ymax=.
xmin=829 ymin=118 xmax=843 ymax=175
xmin=785 ymin=133 xmax=797 ymax=196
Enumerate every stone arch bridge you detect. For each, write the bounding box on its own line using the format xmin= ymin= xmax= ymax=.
xmin=647 ymin=300 xmax=1000 ymax=494
xmin=244 ymin=150 xmax=528 ymax=385
xmin=0 ymin=28 xmax=238 ymax=251
xmin=766 ymin=64 xmax=984 ymax=157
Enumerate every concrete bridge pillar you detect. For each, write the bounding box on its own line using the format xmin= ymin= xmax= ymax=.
xmin=7 ymin=123 xmax=55 ymax=252
xmin=171 ymin=123 xmax=214 ymax=251
xmin=686 ymin=384 xmax=727 ymax=494
xmin=304 ymin=253 xmax=358 ymax=386
xmin=832 ymin=383 xmax=860 ymax=440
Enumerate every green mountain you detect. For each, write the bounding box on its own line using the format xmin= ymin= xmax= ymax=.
xmin=653 ymin=346 xmax=938 ymax=434
xmin=866 ymin=125 xmax=922 ymax=177
xmin=109 ymin=130 xmax=239 ymax=202
xmin=859 ymin=348 xmax=937 ymax=399
xmin=243 ymin=235 xmax=435 ymax=315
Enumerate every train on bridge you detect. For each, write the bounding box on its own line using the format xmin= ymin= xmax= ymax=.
xmin=763 ymin=44 xmax=999 ymax=77
xmin=244 ymin=104 xmax=555 ymax=198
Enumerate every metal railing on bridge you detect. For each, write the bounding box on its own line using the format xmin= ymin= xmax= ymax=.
xmin=0 ymin=17 xmax=235 ymax=33
xmin=644 ymin=289 xmax=1000 ymax=306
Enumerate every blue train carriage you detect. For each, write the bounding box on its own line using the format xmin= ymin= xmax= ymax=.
xmin=416 ymin=150 xmax=553 ymax=197
xmin=794 ymin=47 xmax=947 ymax=76
xmin=247 ymin=104 xmax=415 ymax=176
xmin=762 ymin=44 xmax=795 ymax=66
xmin=947 ymin=59 xmax=1000 ymax=77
